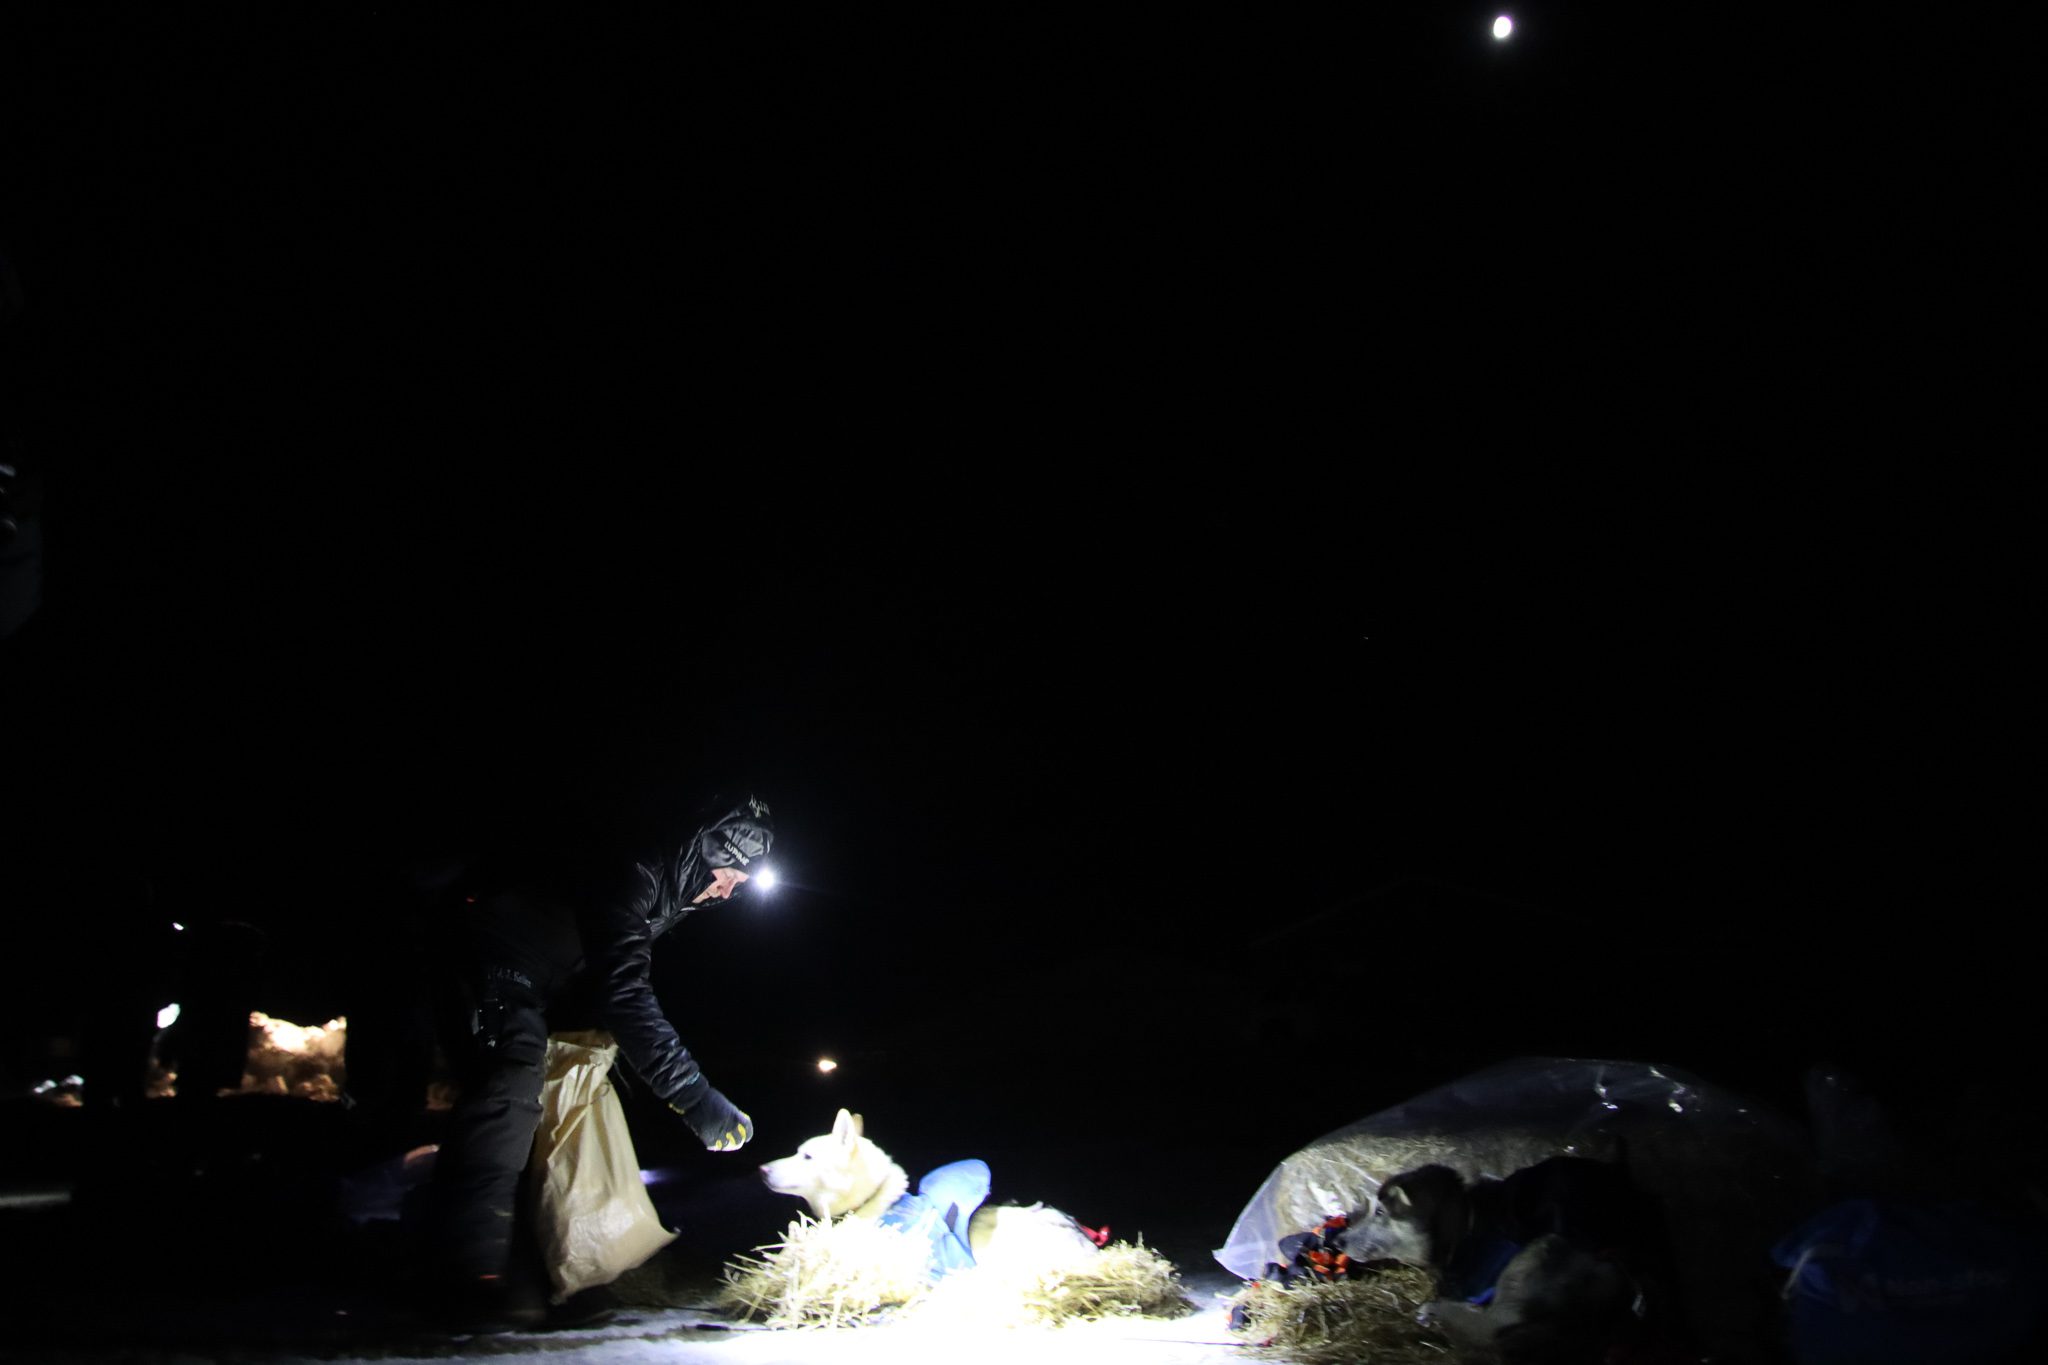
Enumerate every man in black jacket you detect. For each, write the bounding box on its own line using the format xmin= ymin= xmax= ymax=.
xmin=426 ymin=794 xmax=776 ymax=1330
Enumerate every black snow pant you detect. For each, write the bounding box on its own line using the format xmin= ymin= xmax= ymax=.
xmin=433 ymin=975 xmax=549 ymax=1281
xmin=427 ymin=892 xmax=582 ymax=1284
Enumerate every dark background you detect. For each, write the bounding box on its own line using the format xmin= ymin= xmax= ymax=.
xmin=0 ymin=3 xmax=2030 ymax=1198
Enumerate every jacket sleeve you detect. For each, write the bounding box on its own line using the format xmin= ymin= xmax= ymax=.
xmin=580 ymin=862 xmax=709 ymax=1105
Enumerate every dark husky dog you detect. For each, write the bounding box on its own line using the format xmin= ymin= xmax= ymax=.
xmin=1341 ymin=1155 xmax=1677 ymax=1364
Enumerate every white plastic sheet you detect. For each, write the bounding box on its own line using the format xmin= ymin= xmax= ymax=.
xmin=529 ymin=1031 xmax=679 ymax=1304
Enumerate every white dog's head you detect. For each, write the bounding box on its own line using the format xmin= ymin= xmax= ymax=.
xmin=758 ymin=1107 xmax=908 ymax=1221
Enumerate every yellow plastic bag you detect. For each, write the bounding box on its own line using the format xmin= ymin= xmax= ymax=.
xmin=529 ymin=1031 xmax=678 ymax=1303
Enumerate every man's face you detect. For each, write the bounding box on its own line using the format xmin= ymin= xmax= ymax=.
xmin=693 ymin=866 xmax=751 ymax=903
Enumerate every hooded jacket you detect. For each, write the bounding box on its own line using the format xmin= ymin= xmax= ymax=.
xmin=470 ymin=797 xmax=775 ymax=1106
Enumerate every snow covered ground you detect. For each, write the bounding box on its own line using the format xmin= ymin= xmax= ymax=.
xmin=385 ymin=1297 xmax=1255 ymax=1365
xmin=2 ymin=1211 xmax=1257 ymax=1365
xmin=10 ymin=1277 xmax=1258 ymax=1365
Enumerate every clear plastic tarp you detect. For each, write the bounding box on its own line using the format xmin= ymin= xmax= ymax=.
xmin=1214 ymin=1057 xmax=1816 ymax=1357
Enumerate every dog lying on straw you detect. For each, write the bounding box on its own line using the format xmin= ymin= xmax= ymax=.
xmin=758 ymin=1108 xmax=1104 ymax=1280
xmin=728 ymin=1108 xmax=1188 ymax=1328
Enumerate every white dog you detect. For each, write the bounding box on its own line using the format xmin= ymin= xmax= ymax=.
xmin=759 ymin=1108 xmax=1101 ymax=1280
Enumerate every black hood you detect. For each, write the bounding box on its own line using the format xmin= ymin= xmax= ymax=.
xmin=654 ymin=795 xmax=775 ymax=935
xmin=697 ymin=794 xmax=775 ymax=875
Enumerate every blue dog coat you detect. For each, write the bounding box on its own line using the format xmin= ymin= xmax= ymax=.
xmin=877 ymin=1158 xmax=991 ymax=1280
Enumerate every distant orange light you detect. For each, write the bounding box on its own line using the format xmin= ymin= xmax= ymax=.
xmin=816 ymin=1058 xmax=838 ymax=1074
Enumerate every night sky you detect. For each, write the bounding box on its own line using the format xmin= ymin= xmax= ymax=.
xmin=1 ymin=6 xmax=2030 ymax=1153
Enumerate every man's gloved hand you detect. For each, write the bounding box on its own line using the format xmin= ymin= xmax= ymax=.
xmin=669 ymin=1085 xmax=752 ymax=1152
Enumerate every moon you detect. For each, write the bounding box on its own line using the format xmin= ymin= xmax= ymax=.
xmin=1493 ymin=14 xmax=1513 ymax=39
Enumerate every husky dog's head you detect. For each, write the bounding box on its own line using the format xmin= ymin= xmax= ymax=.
xmin=758 ymin=1108 xmax=908 ymax=1221
xmin=1339 ymin=1164 xmax=1472 ymax=1269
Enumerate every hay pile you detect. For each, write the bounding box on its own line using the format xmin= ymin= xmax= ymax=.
xmin=912 ymin=1236 xmax=1195 ymax=1331
xmin=142 ymin=1010 xmax=351 ymax=1100
xmin=239 ymin=1011 xmax=348 ymax=1100
xmin=716 ymin=1215 xmax=1194 ymax=1331
xmin=718 ymin=1215 xmax=936 ymax=1328
xmin=1011 ymin=1238 xmax=1193 ymax=1322
xmin=1228 ymin=1265 xmax=1473 ymax=1365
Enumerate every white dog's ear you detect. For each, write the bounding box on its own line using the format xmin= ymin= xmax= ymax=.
xmin=850 ymin=1112 xmax=865 ymax=1137
xmin=832 ymin=1108 xmax=859 ymax=1143
xmin=1384 ymin=1185 xmax=1410 ymax=1211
